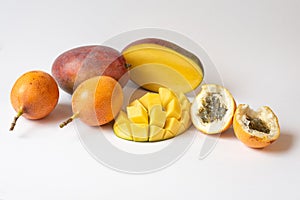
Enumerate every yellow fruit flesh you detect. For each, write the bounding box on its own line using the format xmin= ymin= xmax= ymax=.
xmin=113 ymin=88 xmax=192 ymax=142
xmin=181 ymin=100 xmax=190 ymax=112
xmin=178 ymin=92 xmax=187 ymax=103
xmin=130 ymin=123 xmax=148 ymax=142
xmin=129 ymin=64 xmax=194 ymax=93
xmin=149 ymin=105 xmax=166 ymax=127
xmin=164 ymin=118 xmax=181 ymax=135
xmin=159 ymin=87 xmax=175 ymax=107
xmin=181 ymin=111 xmax=192 ymax=129
xmin=113 ymin=123 xmax=133 ymax=141
xmin=113 ymin=111 xmax=133 ymax=141
xmin=149 ymin=125 xmax=165 ymax=142
xmin=127 ymin=105 xmax=148 ymax=124
xmin=139 ymin=93 xmax=161 ymax=111
xmin=114 ymin=111 xmax=129 ymax=124
xmin=178 ymin=123 xmax=186 ymax=135
xmin=165 ymin=98 xmax=182 ymax=119
xmin=129 ymin=99 xmax=146 ymax=109
xmin=164 ymin=130 xmax=175 ymax=140
xmin=123 ymin=43 xmax=203 ymax=93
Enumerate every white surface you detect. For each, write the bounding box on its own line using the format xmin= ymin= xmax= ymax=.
xmin=1 ymin=0 xmax=300 ymax=199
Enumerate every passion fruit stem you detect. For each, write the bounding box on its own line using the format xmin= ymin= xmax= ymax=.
xmin=59 ymin=113 xmax=78 ymax=128
xmin=10 ymin=109 xmax=23 ymax=131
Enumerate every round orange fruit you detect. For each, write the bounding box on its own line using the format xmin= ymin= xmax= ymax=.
xmin=233 ymin=104 xmax=280 ymax=148
xmin=10 ymin=70 xmax=59 ymax=131
xmin=60 ymin=76 xmax=123 ymax=128
xmin=190 ymin=84 xmax=236 ymax=134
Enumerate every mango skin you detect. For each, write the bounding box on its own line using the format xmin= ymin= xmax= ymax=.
xmin=52 ymin=45 xmax=128 ymax=94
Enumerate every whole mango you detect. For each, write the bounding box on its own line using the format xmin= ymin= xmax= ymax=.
xmin=52 ymin=45 xmax=129 ymax=94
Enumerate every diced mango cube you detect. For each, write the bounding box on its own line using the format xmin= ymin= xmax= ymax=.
xmin=163 ymin=130 xmax=175 ymax=140
xmin=129 ymin=99 xmax=146 ymax=110
xmin=127 ymin=105 xmax=148 ymax=124
xmin=181 ymin=110 xmax=191 ymax=129
xmin=164 ymin=117 xmax=181 ymax=135
xmin=149 ymin=125 xmax=165 ymax=142
xmin=178 ymin=92 xmax=188 ymax=103
xmin=113 ymin=123 xmax=133 ymax=141
xmin=181 ymin=99 xmax=191 ymax=112
xmin=158 ymin=87 xmax=176 ymax=108
xmin=130 ymin=123 xmax=148 ymax=142
xmin=113 ymin=112 xmax=133 ymax=141
xmin=177 ymin=123 xmax=186 ymax=135
xmin=114 ymin=111 xmax=129 ymax=124
xmin=149 ymin=105 xmax=166 ymax=127
xmin=166 ymin=98 xmax=182 ymax=119
xmin=139 ymin=92 xmax=161 ymax=111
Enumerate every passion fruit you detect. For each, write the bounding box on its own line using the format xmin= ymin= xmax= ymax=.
xmin=190 ymin=84 xmax=236 ymax=134
xmin=233 ymin=104 xmax=280 ymax=148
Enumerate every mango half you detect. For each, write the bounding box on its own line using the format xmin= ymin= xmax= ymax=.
xmin=122 ymin=38 xmax=204 ymax=94
xmin=113 ymin=87 xmax=192 ymax=142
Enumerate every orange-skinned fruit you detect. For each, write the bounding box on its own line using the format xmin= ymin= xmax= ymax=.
xmin=60 ymin=76 xmax=123 ymax=127
xmin=10 ymin=70 xmax=59 ymax=131
xmin=233 ymin=104 xmax=280 ymax=148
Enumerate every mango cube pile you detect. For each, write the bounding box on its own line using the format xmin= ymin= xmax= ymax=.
xmin=113 ymin=87 xmax=191 ymax=142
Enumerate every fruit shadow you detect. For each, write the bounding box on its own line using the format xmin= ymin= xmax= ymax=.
xmin=219 ymin=128 xmax=294 ymax=153
xmin=259 ymin=130 xmax=294 ymax=154
xmin=16 ymin=103 xmax=73 ymax=138
xmin=36 ymin=103 xmax=73 ymax=125
xmin=219 ymin=127 xmax=236 ymax=140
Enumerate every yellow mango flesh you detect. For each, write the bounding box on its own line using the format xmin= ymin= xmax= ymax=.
xmin=149 ymin=125 xmax=165 ymax=142
xmin=181 ymin=110 xmax=192 ymax=129
xmin=164 ymin=117 xmax=181 ymax=135
xmin=127 ymin=105 xmax=148 ymax=124
xmin=178 ymin=92 xmax=187 ymax=103
xmin=177 ymin=123 xmax=186 ymax=135
xmin=166 ymin=98 xmax=182 ymax=119
xmin=113 ymin=88 xmax=192 ymax=142
xmin=114 ymin=111 xmax=130 ymax=124
xmin=164 ymin=130 xmax=175 ymax=140
xmin=149 ymin=105 xmax=166 ymax=127
xmin=159 ymin=87 xmax=176 ymax=107
xmin=181 ymin=99 xmax=191 ymax=112
xmin=113 ymin=111 xmax=133 ymax=141
xmin=114 ymin=123 xmax=133 ymax=141
xmin=123 ymin=43 xmax=203 ymax=93
xmin=129 ymin=99 xmax=146 ymax=110
xmin=139 ymin=92 xmax=161 ymax=111
xmin=130 ymin=123 xmax=148 ymax=142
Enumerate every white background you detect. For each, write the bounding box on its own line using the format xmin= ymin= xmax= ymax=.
xmin=1 ymin=0 xmax=300 ymax=199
